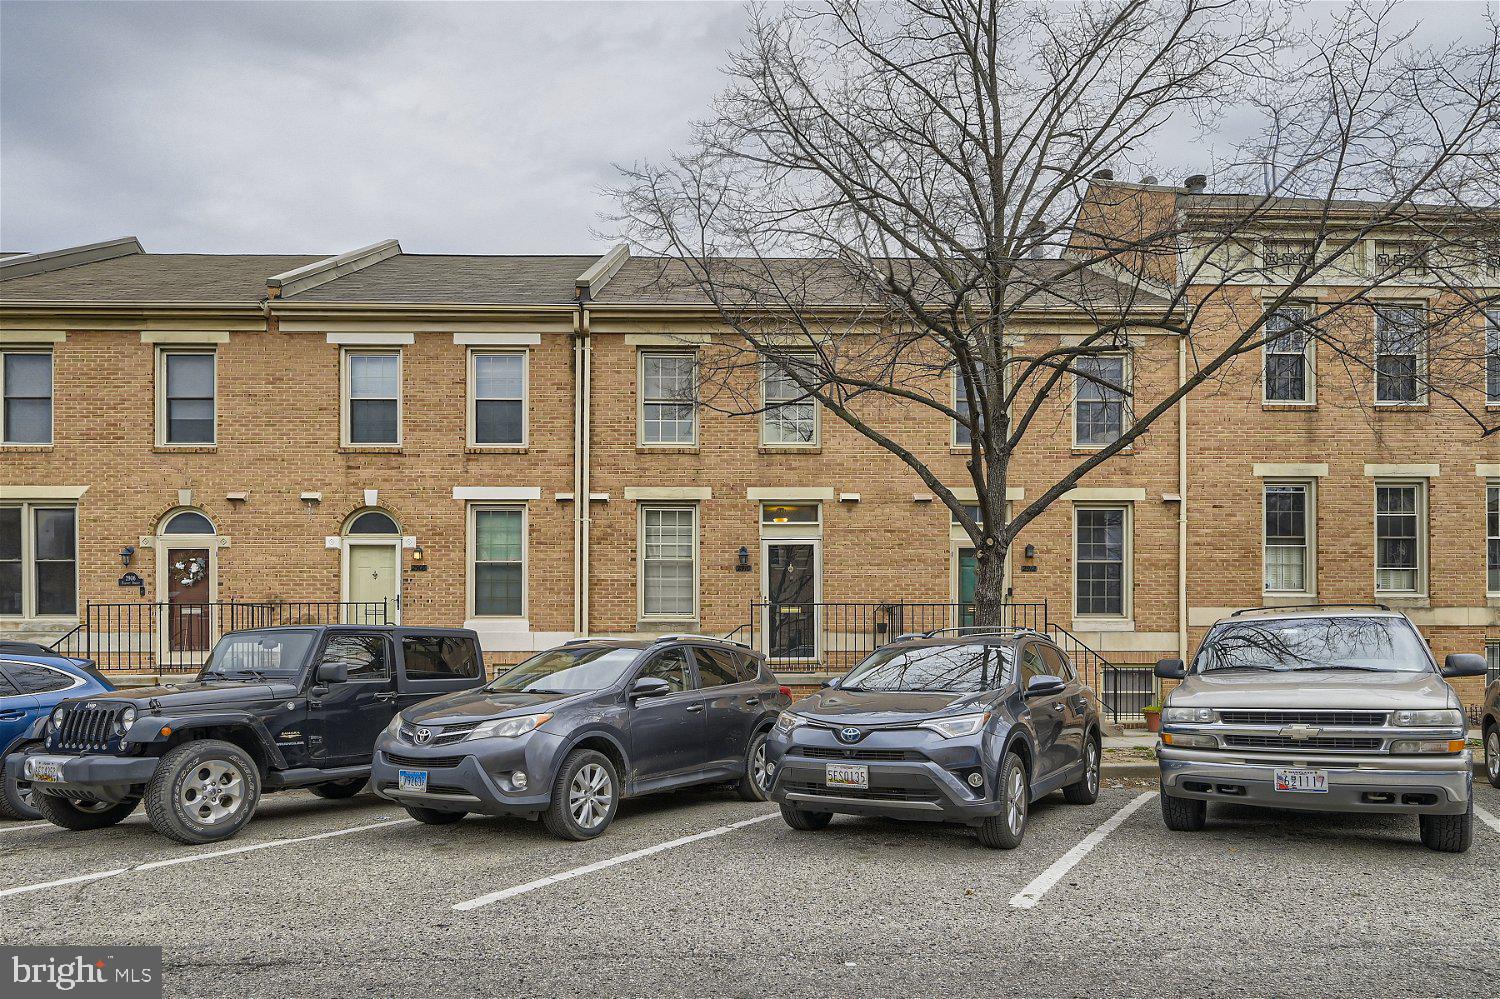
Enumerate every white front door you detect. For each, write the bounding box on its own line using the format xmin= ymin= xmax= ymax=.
xmin=345 ymin=542 xmax=400 ymax=624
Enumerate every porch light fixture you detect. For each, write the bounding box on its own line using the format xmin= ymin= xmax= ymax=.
xmin=410 ymin=546 xmax=424 ymax=563
xmin=736 ymin=546 xmax=752 ymax=572
xmin=1024 ymin=544 xmax=1036 ymax=560
xmin=120 ymin=546 xmax=136 ymax=567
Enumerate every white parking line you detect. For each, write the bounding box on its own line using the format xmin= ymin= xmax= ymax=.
xmin=0 ymin=821 xmax=48 ymax=835
xmin=454 ymin=811 xmax=780 ymax=912
xmin=1010 ymin=792 xmax=1154 ymax=910
xmin=1475 ymin=804 xmax=1500 ymax=836
xmin=0 ymin=817 xmax=413 ymax=900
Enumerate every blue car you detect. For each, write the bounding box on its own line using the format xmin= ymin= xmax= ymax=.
xmin=0 ymin=645 xmax=114 ymax=820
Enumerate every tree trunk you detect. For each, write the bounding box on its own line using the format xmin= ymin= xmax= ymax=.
xmin=970 ymin=539 xmax=1009 ymax=628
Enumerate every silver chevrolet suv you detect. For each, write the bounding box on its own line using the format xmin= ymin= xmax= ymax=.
xmin=1155 ymin=606 xmax=1486 ymax=853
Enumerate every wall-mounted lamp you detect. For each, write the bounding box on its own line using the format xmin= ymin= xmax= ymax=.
xmin=119 ymin=546 xmax=136 ymax=567
xmin=1023 ymin=544 xmax=1036 ymax=560
xmin=410 ymin=546 xmax=424 ymax=563
xmin=409 ymin=546 xmax=428 ymax=572
xmin=735 ymin=546 xmax=752 ymax=572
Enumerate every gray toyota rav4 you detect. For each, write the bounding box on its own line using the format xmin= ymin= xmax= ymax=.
xmin=1156 ymin=606 xmax=1486 ymax=853
xmin=372 ymin=635 xmax=790 ymax=839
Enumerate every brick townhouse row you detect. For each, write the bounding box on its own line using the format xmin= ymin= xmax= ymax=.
xmin=2 ymin=180 xmax=1497 ymax=711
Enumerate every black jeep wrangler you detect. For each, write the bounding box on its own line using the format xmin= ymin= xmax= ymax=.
xmin=8 ymin=625 xmax=485 ymax=844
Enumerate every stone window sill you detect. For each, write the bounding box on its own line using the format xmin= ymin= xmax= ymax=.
xmin=340 ymin=446 xmax=404 ymax=455
xmin=0 ymin=444 xmax=53 ymax=453
xmin=758 ymin=446 xmax=822 ymax=455
xmin=466 ymin=446 xmax=528 ymax=454
xmin=153 ymin=446 xmax=217 ymax=454
xmin=636 ymin=446 xmax=700 ymax=455
xmin=1262 ymin=403 xmax=1317 ymax=412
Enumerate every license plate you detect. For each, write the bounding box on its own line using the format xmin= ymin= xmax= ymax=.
xmin=825 ymin=763 xmax=868 ymax=789
xmin=29 ymin=757 xmax=66 ymax=783
xmin=397 ymin=769 xmax=428 ymax=793
xmin=1274 ymin=768 xmax=1328 ymax=793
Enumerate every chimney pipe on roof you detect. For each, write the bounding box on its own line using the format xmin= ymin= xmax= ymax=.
xmin=1184 ymin=174 xmax=1208 ymax=193
xmin=1140 ymin=175 xmax=1159 ymax=186
xmin=1091 ymin=169 xmax=1114 ymax=181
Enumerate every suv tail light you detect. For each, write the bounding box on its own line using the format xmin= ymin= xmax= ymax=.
xmin=779 ymin=686 xmax=792 ymax=698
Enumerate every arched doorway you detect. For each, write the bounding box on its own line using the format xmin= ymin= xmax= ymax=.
xmin=154 ymin=508 xmax=218 ymax=656
xmin=342 ymin=509 xmax=401 ymax=623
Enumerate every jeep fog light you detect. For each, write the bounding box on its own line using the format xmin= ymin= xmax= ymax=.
xmin=1390 ymin=739 xmax=1465 ymax=754
xmin=511 ymin=771 xmax=529 ymax=791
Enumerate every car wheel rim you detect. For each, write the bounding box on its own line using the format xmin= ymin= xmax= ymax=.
xmin=1007 ymin=768 xmax=1027 ymax=836
xmin=1489 ymin=731 xmax=1499 ymax=778
xmin=1086 ymin=742 xmax=1099 ymax=795
xmin=180 ymin=760 xmax=246 ymax=825
xmin=73 ymin=799 xmax=114 ymax=814
xmin=751 ymin=740 xmax=770 ymax=794
xmin=569 ymin=763 xmax=612 ymax=829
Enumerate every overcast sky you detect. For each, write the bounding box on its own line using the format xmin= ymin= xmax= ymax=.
xmin=0 ymin=1 xmax=1489 ymax=256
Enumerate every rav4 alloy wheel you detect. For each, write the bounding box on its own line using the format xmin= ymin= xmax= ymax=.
xmin=542 ymin=749 xmax=619 ymax=841
xmin=735 ymin=731 xmax=772 ymax=802
xmin=1063 ymin=735 xmax=1102 ymax=805
xmin=1487 ymin=727 xmax=1500 ymax=790
xmin=146 ymin=740 xmax=263 ymax=845
xmin=976 ymin=751 xmax=1029 ymax=849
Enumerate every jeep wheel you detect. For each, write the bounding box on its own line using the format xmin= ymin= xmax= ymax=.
xmin=1160 ymin=789 xmax=1208 ymax=832
xmin=977 ymin=751 xmax=1029 ymax=849
xmin=34 ymin=792 xmax=139 ymax=830
xmin=308 ymin=777 xmax=368 ymax=800
xmin=542 ymin=749 xmax=619 ymax=841
xmin=146 ymin=740 xmax=261 ymax=845
xmin=734 ymin=730 xmax=772 ymax=802
xmin=0 ymin=743 xmax=43 ymax=821
xmin=1486 ymin=726 xmax=1500 ymax=790
xmin=1418 ymin=798 xmax=1473 ymax=854
xmin=779 ymin=803 xmax=833 ymax=831
xmin=1062 ymin=733 xmax=1102 ymax=805
xmin=404 ymin=805 xmax=466 ymax=825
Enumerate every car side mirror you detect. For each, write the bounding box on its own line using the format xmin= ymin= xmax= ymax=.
xmin=1441 ymin=653 xmax=1487 ymax=679
xmin=316 ymin=662 xmax=348 ymax=685
xmin=629 ymin=677 xmax=671 ymax=700
xmin=821 ymin=679 xmax=839 ymax=689
xmin=1155 ymin=658 xmax=1186 ymax=680
xmin=1025 ymin=674 xmax=1066 ymax=698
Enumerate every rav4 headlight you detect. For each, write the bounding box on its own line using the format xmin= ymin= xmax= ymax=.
xmin=918 ymin=712 xmax=990 ymax=739
xmin=469 ymin=713 xmax=552 ymax=740
xmin=1393 ymin=709 xmax=1463 ymax=728
xmin=775 ymin=710 xmax=806 ymax=734
xmin=1163 ymin=707 xmax=1215 ymax=724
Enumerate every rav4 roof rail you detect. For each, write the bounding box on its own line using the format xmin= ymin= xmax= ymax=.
xmin=1228 ymin=602 xmax=1392 ymax=617
xmin=648 ymin=632 xmax=755 ymax=651
xmin=914 ymin=625 xmax=1043 ymax=640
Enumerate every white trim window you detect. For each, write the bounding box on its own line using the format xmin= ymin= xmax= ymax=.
xmin=1264 ymin=307 xmax=1312 ymax=404
xmin=1486 ymin=309 xmax=1499 ymax=405
xmin=1374 ymin=481 xmax=1426 ymax=594
xmin=1374 ymin=305 xmax=1426 ymax=405
xmin=0 ymin=503 xmax=77 ymax=618
xmin=640 ymin=351 xmax=697 ymax=445
xmin=1264 ymin=482 xmax=1313 ymax=593
xmin=954 ymin=370 xmax=977 ymax=447
xmin=344 ymin=350 xmax=401 ymax=446
xmin=640 ymin=505 xmax=698 ymax=619
xmin=762 ymin=353 xmax=817 ymax=446
xmin=1487 ymin=483 xmax=1499 ymax=595
xmin=158 ymin=349 xmax=216 ymax=445
xmin=1074 ymin=355 xmax=1128 ymax=447
xmin=1074 ymin=505 xmax=1129 ymax=618
xmin=470 ymin=350 xmax=527 ymax=447
xmin=1 ymin=349 xmax=53 ymax=445
xmin=470 ymin=505 xmax=525 ymax=618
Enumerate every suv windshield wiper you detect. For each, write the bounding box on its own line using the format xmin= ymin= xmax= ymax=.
xmin=1201 ymin=664 xmax=1283 ymax=673
xmin=203 ymin=669 xmax=269 ymax=681
xmin=1287 ymin=664 xmax=1389 ymax=672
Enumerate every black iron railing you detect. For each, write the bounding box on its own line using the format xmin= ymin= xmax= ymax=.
xmin=50 ymin=601 xmax=388 ymax=673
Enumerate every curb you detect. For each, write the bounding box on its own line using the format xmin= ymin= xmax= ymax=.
xmin=1102 ymin=762 xmax=1492 ymax=779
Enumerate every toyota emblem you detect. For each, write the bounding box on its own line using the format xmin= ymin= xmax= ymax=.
xmin=837 ymin=726 xmax=864 ymax=744
xmin=414 ymin=727 xmax=433 ymax=745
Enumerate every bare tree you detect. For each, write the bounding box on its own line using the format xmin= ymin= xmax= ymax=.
xmin=612 ymin=0 xmax=1500 ymax=625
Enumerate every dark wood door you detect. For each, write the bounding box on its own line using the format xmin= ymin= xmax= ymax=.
xmin=166 ymin=547 xmax=211 ymax=654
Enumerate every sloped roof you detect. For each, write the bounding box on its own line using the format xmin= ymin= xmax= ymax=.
xmin=0 ymin=253 xmax=322 ymax=303
xmin=278 ymin=253 xmax=596 ymax=305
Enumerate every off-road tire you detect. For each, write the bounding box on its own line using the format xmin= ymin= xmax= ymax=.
xmin=0 ymin=743 xmax=43 ymax=820
xmin=1418 ymin=798 xmax=1473 ymax=853
xmin=34 ymin=791 xmax=139 ymax=830
xmin=145 ymin=739 xmax=262 ymax=845
xmin=779 ymin=803 xmax=833 ymax=831
xmin=308 ymin=777 xmax=368 ymax=799
xmin=1160 ymin=789 xmax=1208 ymax=832
xmin=404 ymin=805 xmax=466 ymax=824
xmin=735 ymin=729 xmax=772 ymax=802
xmin=976 ymin=751 xmax=1029 ymax=849
xmin=542 ymin=749 xmax=619 ymax=841
xmin=1062 ymin=733 xmax=1102 ymax=805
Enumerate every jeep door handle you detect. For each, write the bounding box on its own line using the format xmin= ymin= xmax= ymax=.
xmin=373 ymin=692 xmax=399 ymax=702
xmin=1052 ymin=702 xmax=1065 ymax=712
xmin=685 ymin=705 xmax=704 ymax=714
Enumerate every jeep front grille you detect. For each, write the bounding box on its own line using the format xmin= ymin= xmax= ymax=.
xmin=55 ymin=703 xmax=125 ymax=750
xmin=1218 ymin=710 xmax=1387 ymax=727
xmin=1224 ymin=734 xmax=1383 ymax=752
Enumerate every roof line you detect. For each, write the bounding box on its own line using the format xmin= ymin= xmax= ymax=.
xmin=575 ymin=244 xmax=630 ymax=301
xmin=267 ymin=239 xmax=401 ymax=299
xmin=0 ymin=237 xmax=144 ymax=280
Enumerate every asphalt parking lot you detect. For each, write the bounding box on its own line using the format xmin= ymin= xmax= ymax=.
xmin=2 ymin=780 xmax=1497 ymax=999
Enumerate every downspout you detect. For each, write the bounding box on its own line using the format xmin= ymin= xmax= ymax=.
xmin=1177 ymin=333 xmax=1189 ymax=663
xmin=572 ymin=304 xmax=593 ymax=636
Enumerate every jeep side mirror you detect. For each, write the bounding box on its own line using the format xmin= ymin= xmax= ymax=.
xmin=1441 ymin=653 xmax=1487 ymax=679
xmin=1155 ymin=658 xmax=1186 ymax=680
xmin=316 ymin=662 xmax=348 ymax=684
xmin=1025 ymin=674 xmax=1066 ymax=698
xmin=629 ymin=677 xmax=671 ymax=700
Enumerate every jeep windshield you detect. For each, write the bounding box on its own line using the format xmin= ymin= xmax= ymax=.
xmin=487 ymin=646 xmax=640 ymax=693
xmin=840 ymin=644 xmax=1012 ymax=693
xmin=197 ymin=630 xmax=318 ymax=680
xmin=1195 ymin=616 xmax=1431 ymax=674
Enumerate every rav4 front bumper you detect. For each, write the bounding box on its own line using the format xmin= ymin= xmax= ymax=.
xmin=1158 ymin=745 xmax=1471 ymax=815
xmin=369 ymin=730 xmax=564 ymax=818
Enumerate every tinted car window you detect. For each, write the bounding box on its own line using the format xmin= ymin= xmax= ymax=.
xmin=1040 ymin=645 xmax=1075 ymax=682
xmin=2 ymin=661 xmax=76 ymax=694
xmin=403 ymin=636 xmax=482 ymax=681
xmin=736 ymin=653 xmax=762 ymax=683
xmin=639 ymin=648 xmax=691 ymax=693
xmin=1019 ymin=645 xmax=1047 ymax=685
xmin=694 ymin=647 xmax=740 ymax=687
xmin=0 ymin=668 xmax=19 ymax=695
xmin=321 ymin=634 xmax=391 ymax=681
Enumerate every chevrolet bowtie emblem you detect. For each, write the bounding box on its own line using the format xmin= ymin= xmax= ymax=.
xmin=1280 ymin=724 xmax=1321 ymax=740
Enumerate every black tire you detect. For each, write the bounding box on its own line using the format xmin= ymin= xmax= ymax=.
xmin=0 ymin=744 xmax=43 ymax=821
xmin=976 ymin=751 xmax=1029 ymax=849
xmin=1062 ymin=733 xmax=1102 ymax=805
xmin=542 ymin=749 xmax=619 ymax=841
xmin=1485 ymin=724 xmax=1499 ymax=790
xmin=1418 ymin=798 xmax=1473 ymax=854
xmin=307 ymin=777 xmax=368 ymax=799
xmin=1160 ymin=789 xmax=1208 ymax=832
xmin=34 ymin=792 xmax=139 ymax=831
xmin=404 ymin=805 xmax=466 ymax=825
xmin=145 ymin=740 xmax=262 ymax=845
xmin=779 ymin=802 xmax=832 ymax=831
xmin=735 ymin=729 xmax=772 ymax=802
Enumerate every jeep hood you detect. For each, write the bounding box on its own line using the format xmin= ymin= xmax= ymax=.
xmin=1168 ymin=669 xmax=1457 ymax=711
xmin=400 ymin=687 xmax=588 ymax=725
xmin=792 ymin=687 xmax=987 ymax=725
xmin=85 ymin=681 xmax=300 ymax=711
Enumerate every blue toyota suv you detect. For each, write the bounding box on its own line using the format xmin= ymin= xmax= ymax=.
xmin=0 ymin=644 xmax=114 ymax=820
xmin=766 ymin=629 xmax=1102 ymax=848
